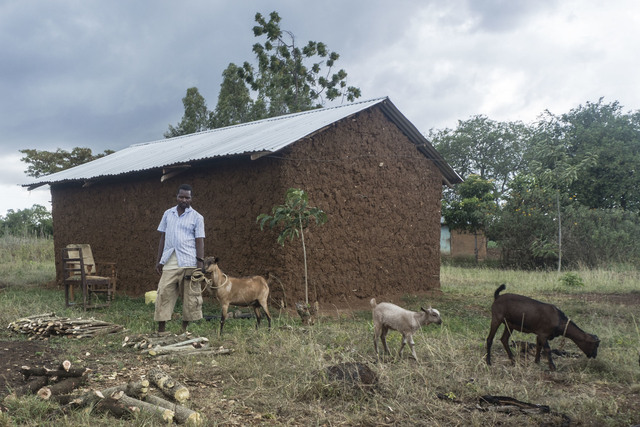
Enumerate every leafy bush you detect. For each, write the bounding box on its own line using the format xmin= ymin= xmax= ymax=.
xmin=559 ymin=272 xmax=584 ymax=287
xmin=561 ymin=204 xmax=640 ymax=266
xmin=0 ymin=204 xmax=52 ymax=237
xmin=489 ymin=175 xmax=640 ymax=269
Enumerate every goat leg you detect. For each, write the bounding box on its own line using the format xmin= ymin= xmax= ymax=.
xmin=219 ymin=304 xmax=228 ymax=336
xmin=534 ymin=337 xmax=544 ymax=364
xmin=499 ymin=327 xmax=515 ymax=365
xmin=543 ymin=341 xmax=556 ymax=371
xmin=263 ymin=304 xmax=272 ymax=329
xmin=253 ymin=306 xmax=261 ymax=329
xmin=408 ymin=335 xmax=419 ymax=361
xmin=380 ymin=328 xmax=391 ymax=355
xmin=485 ymin=318 xmax=502 ymax=366
xmin=399 ymin=334 xmax=409 ymax=358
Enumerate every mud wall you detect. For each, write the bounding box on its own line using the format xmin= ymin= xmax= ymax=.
xmin=51 ymin=105 xmax=443 ymax=306
xmin=449 ymin=230 xmax=487 ymax=261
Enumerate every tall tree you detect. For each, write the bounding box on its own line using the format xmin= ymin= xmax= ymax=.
xmin=554 ymin=99 xmax=640 ymax=211
xmin=209 ymin=63 xmax=265 ymax=129
xmin=430 ymin=115 xmax=529 ymax=195
xmin=20 ymin=147 xmax=114 ymax=178
xmin=528 ymin=112 xmax=598 ymax=271
xmin=220 ymin=11 xmax=361 ymax=122
xmin=488 ymin=174 xmax=559 ymax=268
xmin=442 ymin=174 xmax=497 ymax=262
xmin=170 ymin=11 xmax=362 ymax=134
xmin=164 ymin=87 xmax=210 ymax=138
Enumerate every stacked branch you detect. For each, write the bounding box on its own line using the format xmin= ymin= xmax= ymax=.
xmin=123 ymin=333 xmax=232 ymax=358
xmin=7 ymin=313 xmax=123 ymax=339
xmin=122 ymin=333 xmax=194 ymax=350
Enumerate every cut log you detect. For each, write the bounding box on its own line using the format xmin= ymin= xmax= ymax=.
xmin=5 ymin=376 xmax=48 ymax=399
xmin=161 ymin=337 xmax=208 ymax=348
xmin=116 ymin=394 xmax=174 ymax=423
xmin=145 ymin=394 xmax=203 ymax=426
xmin=36 ymin=387 xmax=52 ymax=400
xmin=148 ymin=368 xmax=190 ymax=403
xmin=155 ymin=347 xmax=232 ymax=359
xmin=148 ymin=344 xmax=208 ymax=356
xmin=37 ymin=375 xmax=87 ymax=400
xmin=20 ymin=366 xmax=89 ymax=379
xmin=93 ymin=396 xmax=136 ymax=419
xmin=101 ymin=380 xmax=150 ymax=400
xmin=58 ymin=390 xmax=105 ymax=412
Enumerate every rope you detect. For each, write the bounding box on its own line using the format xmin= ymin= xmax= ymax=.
xmin=189 ymin=270 xmax=212 ymax=294
xmin=194 ymin=270 xmax=230 ymax=291
xmin=558 ymin=318 xmax=571 ymax=350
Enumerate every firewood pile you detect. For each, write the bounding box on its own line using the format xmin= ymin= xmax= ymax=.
xmin=122 ymin=332 xmax=232 ymax=358
xmin=5 ymin=362 xmax=203 ymax=425
xmin=7 ymin=313 xmax=123 ymax=339
xmin=4 ymin=360 xmax=90 ymax=402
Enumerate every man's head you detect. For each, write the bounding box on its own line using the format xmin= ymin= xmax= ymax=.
xmin=176 ymin=184 xmax=193 ymax=211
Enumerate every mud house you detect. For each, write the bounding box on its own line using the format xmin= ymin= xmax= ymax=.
xmin=24 ymin=97 xmax=462 ymax=306
xmin=440 ymin=220 xmax=488 ymax=261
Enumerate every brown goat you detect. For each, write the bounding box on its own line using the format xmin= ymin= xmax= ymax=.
xmin=200 ymin=256 xmax=271 ymax=335
xmin=486 ymin=284 xmax=599 ymax=371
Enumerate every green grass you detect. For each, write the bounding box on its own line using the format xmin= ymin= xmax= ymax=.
xmin=0 ymin=235 xmax=55 ymax=287
xmin=1 ymin=236 xmax=639 ymax=425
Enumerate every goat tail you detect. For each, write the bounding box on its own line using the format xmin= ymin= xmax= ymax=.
xmin=370 ymin=298 xmax=377 ymax=309
xmin=494 ymin=284 xmax=506 ymax=300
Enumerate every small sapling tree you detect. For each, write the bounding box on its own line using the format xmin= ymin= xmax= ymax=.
xmin=257 ymin=188 xmax=327 ymax=307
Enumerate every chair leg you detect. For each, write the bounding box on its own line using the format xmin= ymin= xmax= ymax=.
xmin=82 ymin=282 xmax=88 ymax=311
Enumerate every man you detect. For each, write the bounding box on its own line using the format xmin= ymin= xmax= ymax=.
xmin=154 ymin=184 xmax=205 ymax=333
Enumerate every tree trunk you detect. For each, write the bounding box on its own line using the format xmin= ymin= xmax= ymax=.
xmin=299 ymin=214 xmax=309 ymax=305
xmin=556 ymin=190 xmax=562 ymax=272
xmin=474 ymin=233 xmax=479 ymax=263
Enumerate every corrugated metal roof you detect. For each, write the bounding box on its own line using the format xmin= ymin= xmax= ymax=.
xmin=23 ymin=97 xmax=462 ymax=189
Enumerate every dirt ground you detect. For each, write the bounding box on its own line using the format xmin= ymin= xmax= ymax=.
xmin=0 ymin=340 xmax=62 ymax=398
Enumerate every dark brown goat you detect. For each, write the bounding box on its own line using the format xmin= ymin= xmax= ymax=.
xmin=486 ymin=284 xmax=599 ymax=371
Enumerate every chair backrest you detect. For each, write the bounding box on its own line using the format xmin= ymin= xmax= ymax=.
xmin=65 ymin=244 xmax=96 ymax=274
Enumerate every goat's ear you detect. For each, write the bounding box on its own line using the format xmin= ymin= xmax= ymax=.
xmin=214 ymin=257 xmax=220 ymax=264
xmin=421 ymin=307 xmax=426 ymax=313
xmin=196 ymin=257 xmax=204 ymax=263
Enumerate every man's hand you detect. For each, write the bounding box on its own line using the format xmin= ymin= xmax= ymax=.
xmin=155 ymin=263 xmax=163 ymax=275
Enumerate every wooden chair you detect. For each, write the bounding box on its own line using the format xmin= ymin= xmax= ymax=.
xmin=62 ymin=244 xmax=117 ymax=310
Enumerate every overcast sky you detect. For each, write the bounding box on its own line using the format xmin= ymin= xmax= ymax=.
xmin=2 ymin=0 xmax=639 ymax=217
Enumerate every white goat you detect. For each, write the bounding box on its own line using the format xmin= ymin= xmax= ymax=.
xmin=370 ymin=298 xmax=442 ymax=361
